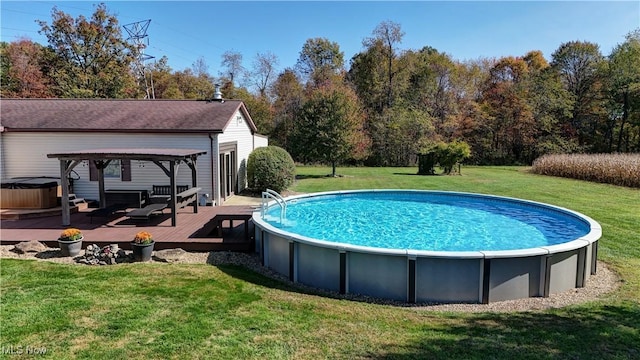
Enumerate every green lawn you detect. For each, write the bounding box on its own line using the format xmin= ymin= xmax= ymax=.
xmin=1 ymin=166 xmax=639 ymax=359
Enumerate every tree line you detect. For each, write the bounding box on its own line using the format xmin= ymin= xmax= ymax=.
xmin=1 ymin=5 xmax=639 ymax=167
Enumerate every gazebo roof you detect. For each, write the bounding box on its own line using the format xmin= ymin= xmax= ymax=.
xmin=47 ymin=148 xmax=207 ymax=162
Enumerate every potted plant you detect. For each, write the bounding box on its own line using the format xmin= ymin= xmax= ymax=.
xmin=58 ymin=228 xmax=83 ymax=257
xmin=131 ymin=231 xmax=155 ymax=262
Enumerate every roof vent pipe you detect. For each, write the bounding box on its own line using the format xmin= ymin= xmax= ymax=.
xmin=213 ymin=84 xmax=223 ymax=101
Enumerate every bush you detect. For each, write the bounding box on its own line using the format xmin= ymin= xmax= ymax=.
xmin=438 ymin=140 xmax=472 ymax=174
xmin=247 ymin=146 xmax=296 ymax=193
xmin=417 ymin=141 xmax=471 ymax=175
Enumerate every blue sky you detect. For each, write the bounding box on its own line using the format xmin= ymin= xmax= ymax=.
xmin=2 ymin=1 xmax=639 ymax=77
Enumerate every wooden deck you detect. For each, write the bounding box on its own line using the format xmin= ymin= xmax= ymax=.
xmin=0 ymin=205 xmax=260 ymax=252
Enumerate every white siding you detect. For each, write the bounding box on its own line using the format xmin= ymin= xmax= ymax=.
xmin=218 ymin=109 xmax=258 ymax=193
xmin=0 ymin=132 xmax=7 ymax=180
xmin=254 ymin=134 xmax=269 ymax=148
xmin=0 ymin=132 xmax=215 ymax=203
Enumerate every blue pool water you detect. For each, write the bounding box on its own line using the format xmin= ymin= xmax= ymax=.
xmin=263 ymin=191 xmax=591 ymax=252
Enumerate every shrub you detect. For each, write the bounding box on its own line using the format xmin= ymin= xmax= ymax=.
xmin=417 ymin=141 xmax=471 ymax=175
xmin=531 ymin=153 xmax=640 ymax=188
xmin=438 ymin=140 xmax=472 ymax=175
xmin=247 ymin=146 xmax=296 ymax=193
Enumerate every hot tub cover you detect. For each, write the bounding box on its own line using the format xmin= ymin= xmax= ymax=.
xmin=1 ymin=177 xmax=59 ymax=189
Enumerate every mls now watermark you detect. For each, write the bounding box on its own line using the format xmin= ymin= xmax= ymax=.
xmin=1 ymin=345 xmax=47 ymax=355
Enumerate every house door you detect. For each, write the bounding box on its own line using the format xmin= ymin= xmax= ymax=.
xmin=227 ymin=151 xmax=236 ymax=195
xmin=219 ymin=146 xmax=237 ymax=202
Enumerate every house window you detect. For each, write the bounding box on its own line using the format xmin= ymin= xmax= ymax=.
xmin=89 ymin=159 xmax=131 ymax=182
xmin=104 ymin=160 xmax=121 ymax=178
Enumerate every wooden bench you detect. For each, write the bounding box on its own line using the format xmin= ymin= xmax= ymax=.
xmin=152 ymin=184 xmax=189 ymax=195
xmin=176 ymin=187 xmax=201 ymax=209
xmin=125 ymin=203 xmax=168 ymax=221
xmin=213 ymin=213 xmax=252 ymax=242
xmin=124 ymin=187 xmax=200 ymax=222
xmin=149 ymin=185 xmax=189 ymax=204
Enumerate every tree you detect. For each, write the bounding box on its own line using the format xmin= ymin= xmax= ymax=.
xmin=232 ymin=87 xmax=275 ymax=135
xmin=438 ymin=58 xmax=491 ymax=161
xmin=1 ymin=39 xmax=51 ymax=98
xmin=523 ymin=50 xmax=548 ymax=72
xmin=364 ymin=21 xmax=404 ymax=108
xmin=367 ymin=105 xmax=434 ymax=166
xmin=192 ymin=56 xmax=210 ymax=78
xmin=479 ymin=56 xmax=536 ymax=164
xmin=271 ymin=69 xmax=304 ymax=151
xmin=607 ymin=29 xmax=640 ymax=152
xmin=348 ymin=41 xmax=388 ymax=114
xmin=245 ymin=52 xmax=279 ymax=98
xmin=295 ymin=38 xmax=344 ymax=87
xmin=404 ymin=47 xmax=457 ymax=132
xmin=190 ymin=56 xmax=215 ymax=99
xmin=148 ymin=56 xmax=213 ymax=99
xmin=220 ymin=50 xmax=244 ymax=86
xmin=551 ymin=41 xmax=606 ymax=150
xmin=0 ymin=42 xmax=9 ymax=94
xmin=175 ymin=68 xmax=215 ymax=99
xmin=37 ymin=4 xmax=136 ymax=98
xmin=291 ymin=83 xmax=367 ymax=176
xmin=148 ymin=56 xmax=179 ymax=99
xmin=527 ymin=65 xmax=576 ymax=157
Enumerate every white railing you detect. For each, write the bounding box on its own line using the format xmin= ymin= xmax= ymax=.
xmin=261 ymin=189 xmax=287 ymax=223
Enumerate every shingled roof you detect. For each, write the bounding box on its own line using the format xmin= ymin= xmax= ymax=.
xmin=0 ymin=98 xmax=257 ymax=133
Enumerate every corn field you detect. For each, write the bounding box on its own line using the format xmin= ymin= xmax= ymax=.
xmin=531 ymin=153 xmax=640 ymax=188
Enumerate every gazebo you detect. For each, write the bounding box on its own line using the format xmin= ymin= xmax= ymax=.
xmin=47 ymin=148 xmax=207 ymax=226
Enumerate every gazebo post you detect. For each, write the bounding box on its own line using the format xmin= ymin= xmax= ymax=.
xmin=60 ymin=160 xmax=71 ymax=226
xmin=58 ymin=159 xmax=82 ymax=226
xmin=169 ymin=160 xmax=177 ymax=227
xmin=96 ymin=160 xmax=106 ymax=208
xmin=188 ymin=158 xmax=199 ymax=213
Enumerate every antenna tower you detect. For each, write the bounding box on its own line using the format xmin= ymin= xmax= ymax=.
xmin=124 ymin=19 xmax=155 ymax=99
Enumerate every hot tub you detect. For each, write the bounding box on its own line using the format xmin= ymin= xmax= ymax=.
xmin=1 ymin=177 xmax=60 ymax=209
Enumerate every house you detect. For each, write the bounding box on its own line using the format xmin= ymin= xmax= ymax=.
xmin=0 ymin=97 xmax=268 ymax=210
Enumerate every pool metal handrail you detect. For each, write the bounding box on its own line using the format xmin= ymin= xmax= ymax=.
xmin=261 ymin=189 xmax=287 ymax=223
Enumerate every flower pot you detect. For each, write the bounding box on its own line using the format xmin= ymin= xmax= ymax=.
xmin=58 ymin=236 xmax=83 ymax=257
xmin=131 ymin=241 xmax=155 ymax=262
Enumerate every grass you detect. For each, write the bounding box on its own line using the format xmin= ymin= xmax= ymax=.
xmin=2 ymin=166 xmax=639 ymax=359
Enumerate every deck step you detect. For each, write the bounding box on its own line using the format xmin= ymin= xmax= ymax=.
xmin=0 ymin=206 xmax=79 ymax=220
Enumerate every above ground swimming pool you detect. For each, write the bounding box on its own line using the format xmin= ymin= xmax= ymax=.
xmin=253 ymin=190 xmax=602 ymax=304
